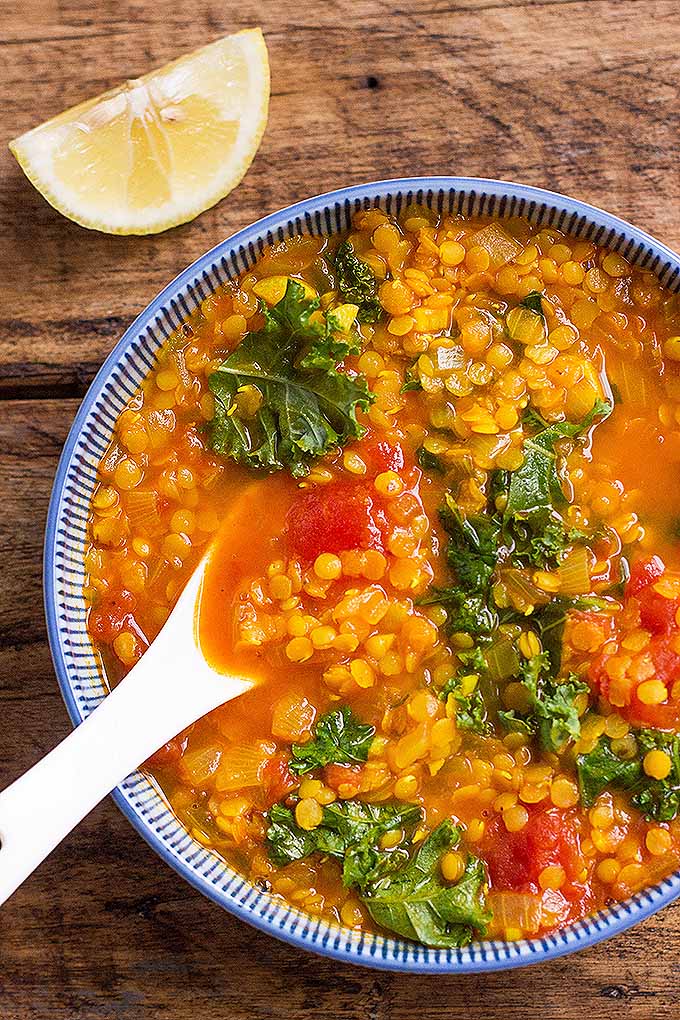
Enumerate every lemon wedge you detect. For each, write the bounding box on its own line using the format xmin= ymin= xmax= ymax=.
xmin=9 ymin=29 xmax=270 ymax=234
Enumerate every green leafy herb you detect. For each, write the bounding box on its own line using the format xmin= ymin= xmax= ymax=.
xmin=332 ymin=241 xmax=383 ymax=323
xmin=507 ymin=399 xmax=612 ymax=521
xmin=441 ymin=677 xmax=490 ymax=735
xmin=633 ymin=731 xmax=680 ymax=820
xmin=266 ymin=803 xmax=346 ymax=865
xmin=207 ymin=280 xmax=372 ymax=477
xmin=488 ymin=468 xmax=510 ymax=505
xmin=266 ymin=800 xmax=422 ymax=877
xmin=266 ymin=804 xmax=489 ymax=948
xmin=420 ymin=497 xmax=502 ymax=637
xmin=576 ymin=738 xmax=642 ymax=807
xmin=438 ymin=648 xmax=492 ymax=735
xmin=457 ymin=646 xmax=488 ymax=674
xmin=440 ymin=498 xmax=501 ymax=592
xmin=419 ymin=587 xmax=498 ymax=637
xmin=289 ymin=705 xmax=375 ymax=775
xmin=417 ymin=445 xmax=445 ymax=473
xmin=362 ymin=820 xmax=490 ymax=948
xmin=577 ymin=730 xmax=680 ymax=821
xmin=402 ymin=368 xmax=423 ymax=393
xmin=519 ymin=291 xmax=545 ymax=317
xmin=524 ymin=518 xmax=589 ymax=569
xmin=498 ymin=653 xmax=589 ymax=752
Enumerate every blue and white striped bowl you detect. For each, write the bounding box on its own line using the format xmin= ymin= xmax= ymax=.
xmin=44 ymin=177 xmax=680 ymax=972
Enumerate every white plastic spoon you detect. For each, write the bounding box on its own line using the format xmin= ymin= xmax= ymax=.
xmin=0 ymin=549 xmax=254 ymax=906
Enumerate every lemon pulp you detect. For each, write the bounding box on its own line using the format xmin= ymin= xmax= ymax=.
xmin=9 ymin=28 xmax=270 ymax=234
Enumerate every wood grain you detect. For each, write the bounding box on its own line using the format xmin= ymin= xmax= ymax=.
xmin=2 ymin=1 xmax=680 ymax=1016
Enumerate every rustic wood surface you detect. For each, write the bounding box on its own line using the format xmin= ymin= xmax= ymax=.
xmin=2 ymin=1 xmax=680 ymax=1016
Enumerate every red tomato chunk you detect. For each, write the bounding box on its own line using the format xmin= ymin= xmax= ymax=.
xmin=285 ymin=481 xmax=389 ymax=560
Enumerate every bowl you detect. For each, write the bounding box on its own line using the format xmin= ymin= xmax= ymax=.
xmin=44 ymin=176 xmax=680 ymax=973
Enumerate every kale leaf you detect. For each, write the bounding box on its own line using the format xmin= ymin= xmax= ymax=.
xmin=439 ymin=498 xmax=501 ymax=592
xmin=416 ymin=445 xmax=445 ymax=473
xmin=510 ymin=516 xmax=589 ymax=570
xmin=266 ymin=802 xmax=346 ymax=865
xmin=507 ymin=399 xmax=612 ymax=521
xmin=498 ymin=652 xmax=589 ymax=752
xmin=633 ymin=731 xmax=680 ymax=820
xmin=266 ymin=805 xmax=490 ymax=948
xmin=289 ymin=705 xmax=375 ymax=775
xmin=207 ymin=280 xmax=372 ymax=477
xmin=577 ymin=730 xmax=680 ymax=821
xmin=332 ymin=241 xmax=383 ymax=323
xmin=491 ymin=466 xmax=589 ymax=571
xmin=402 ymin=368 xmax=423 ymax=393
xmin=419 ymin=587 xmax=498 ymax=637
xmin=361 ymin=820 xmax=490 ymax=948
xmin=519 ymin=291 xmax=545 ymax=317
xmin=576 ymin=738 xmax=643 ymax=808
xmin=266 ymin=799 xmax=422 ymax=879
xmin=441 ymin=677 xmax=490 ymax=735
xmin=439 ymin=648 xmax=492 ymax=735
xmin=422 ymin=497 xmax=501 ymax=637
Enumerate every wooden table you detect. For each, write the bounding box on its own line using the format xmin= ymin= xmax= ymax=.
xmin=3 ymin=1 xmax=680 ymax=1016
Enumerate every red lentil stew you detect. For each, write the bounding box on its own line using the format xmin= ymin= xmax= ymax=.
xmin=85 ymin=206 xmax=680 ymax=947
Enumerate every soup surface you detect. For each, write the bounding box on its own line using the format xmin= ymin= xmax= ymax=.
xmin=85 ymin=205 xmax=680 ymax=947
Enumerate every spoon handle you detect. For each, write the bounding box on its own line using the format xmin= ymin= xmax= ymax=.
xmin=0 ymin=568 xmax=251 ymax=906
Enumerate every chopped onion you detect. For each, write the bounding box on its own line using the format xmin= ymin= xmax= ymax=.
xmin=126 ymin=490 xmax=163 ymax=533
xmin=613 ymin=358 xmax=652 ymax=407
xmin=630 ymin=853 xmax=680 ymax=891
xmin=503 ymin=568 xmax=551 ymax=613
xmin=470 ymin=222 xmax=522 ymax=267
xmin=271 ymin=691 xmax=316 ymax=741
xmin=488 ymin=891 xmax=543 ymax=934
xmin=485 ymin=636 xmax=520 ymax=683
xmin=215 ymin=740 xmax=276 ymax=792
xmin=558 ymin=545 xmax=591 ymax=595
xmin=180 ymin=744 xmax=223 ymax=787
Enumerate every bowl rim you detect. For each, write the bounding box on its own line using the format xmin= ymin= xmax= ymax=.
xmin=43 ymin=175 xmax=680 ymax=973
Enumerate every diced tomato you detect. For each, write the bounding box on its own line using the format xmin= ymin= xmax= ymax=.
xmin=528 ymin=808 xmax=583 ymax=882
xmin=261 ymin=753 xmax=298 ymax=807
xmin=590 ymin=556 xmax=680 ymax=725
xmin=343 ymin=434 xmax=405 ymax=476
xmin=361 ymin=438 xmax=405 ymax=474
xmin=323 ymin=763 xmax=364 ymax=796
xmin=626 ymin=555 xmax=665 ymax=597
xmin=626 ymin=693 xmax=680 ymax=729
xmin=482 ymin=816 xmax=534 ymax=889
xmin=592 ymin=629 xmax=680 ymax=728
xmin=286 ymin=481 xmax=389 ymax=561
xmin=482 ymin=807 xmax=584 ymax=892
xmin=145 ymin=732 xmax=189 ymax=769
xmin=636 ymin=584 xmax=680 ymax=635
xmin=88 ymin=589 xmax=137 ymax=643
xmin=624 ymin=636 xmax=680 ymax=727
